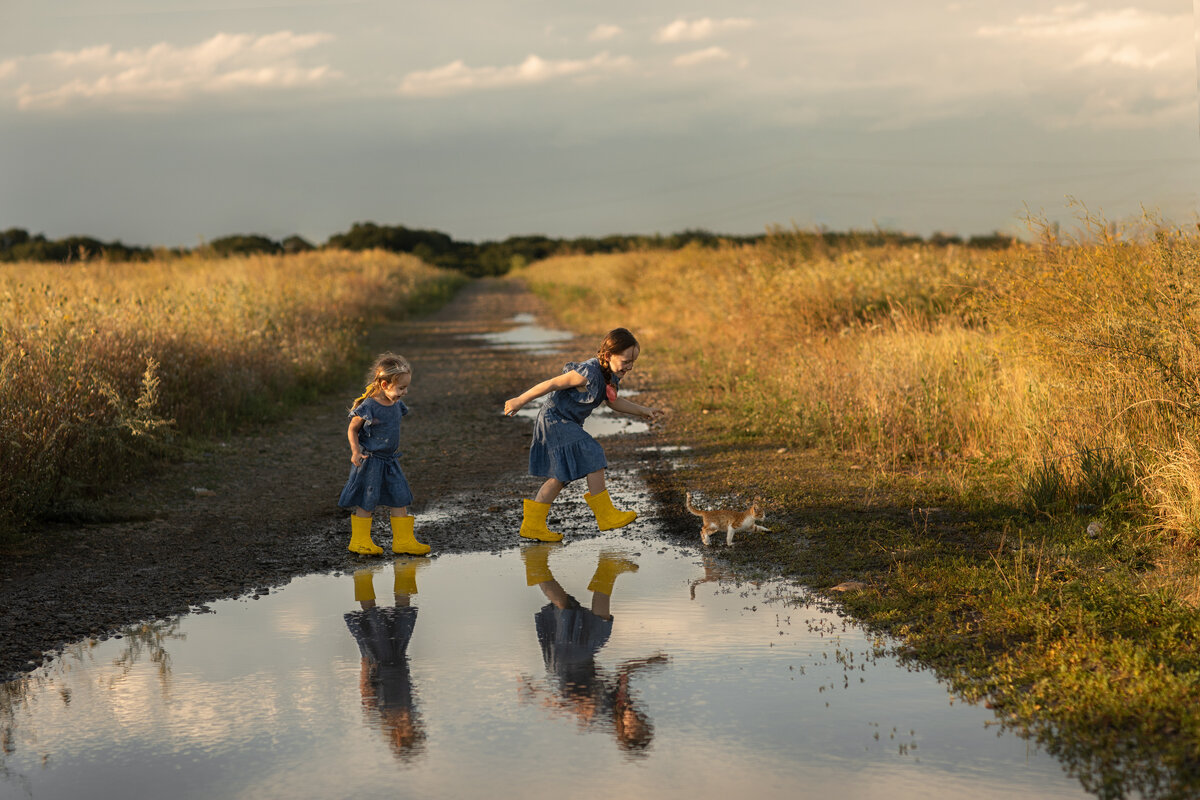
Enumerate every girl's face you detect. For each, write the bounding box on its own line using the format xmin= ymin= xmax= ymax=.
xmin=381 ymin=373 xmax=411 ymax=402
xmin=608 ymin=345 xmax=639 ymax=380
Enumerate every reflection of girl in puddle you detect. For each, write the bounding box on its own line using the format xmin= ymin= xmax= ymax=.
xmin=344 ymin=559 xmax=428 ymax=762
xmin=519 ymin=544 xmax=668 ymax=756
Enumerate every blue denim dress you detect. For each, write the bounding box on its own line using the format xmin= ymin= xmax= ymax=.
xmin=528 ymin=358 xmax=618 ymax=483
xmin=345 ymin=606 xmax=418 ymax=712
xmin=534 ymin=597 xmax=613 ymax=690
xmin=338 ymin=398 xmax=414 ymax=511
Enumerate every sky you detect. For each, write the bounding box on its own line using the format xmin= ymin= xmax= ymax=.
xmin=1 ymin=1 xmax=1198 ymax=247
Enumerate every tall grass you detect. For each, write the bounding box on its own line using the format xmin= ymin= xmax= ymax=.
xmin=0 ymin=249 xmax=462 ymax=534
xmin=516 ymin=225 xmax=1200 ymax=549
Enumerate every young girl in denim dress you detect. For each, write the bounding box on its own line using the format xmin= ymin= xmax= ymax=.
xmin=503 ymin=328 xmax=660 ymax=541
xmin=339 ymin=353 xmax=430 ymax=556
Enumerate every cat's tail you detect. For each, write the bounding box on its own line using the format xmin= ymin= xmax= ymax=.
xmin=685 ymin=491 xmax=702 ymax=517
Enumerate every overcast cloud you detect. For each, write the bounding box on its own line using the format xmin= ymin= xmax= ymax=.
xmin=0 ymin=0 xmax=1195 ymax=246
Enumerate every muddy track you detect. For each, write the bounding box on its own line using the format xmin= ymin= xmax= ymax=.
xmin=0 ymin=279 xmax=682 ymax=681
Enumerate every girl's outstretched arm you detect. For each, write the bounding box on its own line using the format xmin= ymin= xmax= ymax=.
xmin=504 ymin=370 xmax=588 ymax=416
xmin=607 ymin=395 xmax=660 ymax=421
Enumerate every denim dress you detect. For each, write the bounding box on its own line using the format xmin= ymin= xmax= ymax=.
xmin=345 ymin=606 xmax=419 ymax=712
xmin=528 ymin=358 xmax=618 ymax=483
xmin=338 ymin=398 xmax=414 ymax=511
xmin=533 ymin=596 xmax=613 ymax=692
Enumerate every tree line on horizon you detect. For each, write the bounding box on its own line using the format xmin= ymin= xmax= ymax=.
xmin=0 ymin=222 xmax=1017 ymax=275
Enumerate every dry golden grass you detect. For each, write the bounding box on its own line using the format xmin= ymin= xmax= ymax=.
xmin=516 ymin=228 xmax=1200 ymax=548
xmin=0 ymin=249 xmax=461 ymax=533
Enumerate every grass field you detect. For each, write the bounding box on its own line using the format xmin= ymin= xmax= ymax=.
xmin=515 ymin=225 xmax=1200 ymax=799
xmin=0 ymin=249 xmax=464 ymax=536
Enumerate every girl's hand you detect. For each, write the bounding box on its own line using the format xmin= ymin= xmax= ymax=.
xmin=503 ymin=397 xmax=524 ymax=416
xmin=351 ymin=451 xmax=368 ymax=467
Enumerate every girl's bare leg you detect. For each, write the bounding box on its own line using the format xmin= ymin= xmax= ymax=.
xmin=585 ymin=469 xmax=606 ymax=496
xmin=354 ymin=507 xmax=372 ymax=518
xmin=591 ymin=592 xmax=611 ymax=620
xmin=539 ymin=580 xmax=572 ymax=609
xmin=534 ymin=478 xmax=565 ymax=504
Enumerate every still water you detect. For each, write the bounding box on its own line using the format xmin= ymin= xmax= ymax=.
xmin=1 ymin=531 xmax=1088 ymax=800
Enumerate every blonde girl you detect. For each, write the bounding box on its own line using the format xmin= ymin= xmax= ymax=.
xmin=338 ymin=353 xmax=429 ymax=556
xmin=503 ymin=328 xmax=659 ymax=541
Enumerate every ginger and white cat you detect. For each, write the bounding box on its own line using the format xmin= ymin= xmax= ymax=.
xmin=685 ymin=492 xmax=767 ymax=546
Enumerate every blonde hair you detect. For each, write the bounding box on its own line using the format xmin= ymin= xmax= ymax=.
xmin=351 ymin=353 xmax=412 ymax=410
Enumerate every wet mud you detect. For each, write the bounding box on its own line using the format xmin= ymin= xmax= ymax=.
xmin=0 ymin=278 xmax=681 ymax=681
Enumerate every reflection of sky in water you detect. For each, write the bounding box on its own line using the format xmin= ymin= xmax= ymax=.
xmin=466 ymin=313 xmax=575 ymax=356
xmin=1 ymin=531 xmax=1088 ymax=800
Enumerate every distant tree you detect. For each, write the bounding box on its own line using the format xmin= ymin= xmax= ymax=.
xmin=326 ymin=222 xmax=455 ymax=256
xmin=208 ymin=234 xmax=283 ymax=256
xmin=966 ymin=231 xmax=1017 ymax=250
xmin=281 ymin=235 xmax=314 ymax=254
xmin=930 ymin=232 xmax=964 ymax=247
xmin=1 ymin=228 xmax=30 ymax=249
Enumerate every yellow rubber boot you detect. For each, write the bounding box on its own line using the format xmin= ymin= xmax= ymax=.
xmin=587 ymin=551 xmax=640 ymax=595
xmin=520 ymin=542 xmax=560 ymax=586
xmin=518 ymin=499 xmax=563 ymax=542
xmin=584 ymin=490 xmax=637 ymax=531
xmin=393 ymin=557 xmax=428 ymax=595
xmin=391 ymin=515 xmax=431 ymax=556
xmin=349 ymin=514 xmax=384 ymax=556
xmin=353 ymin=568 xmax=377 ymax=603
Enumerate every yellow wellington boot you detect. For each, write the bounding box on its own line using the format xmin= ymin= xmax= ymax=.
xmin=587 ymin=551 xmax=640 ymax=595
xmin=518 ymin=499 xmax=563 ymax=542
xmin=584 ymin=490 xmax=637 ymax=531
xmin=348 ymin=514 xmax=384 ymax=556
xmin=393 ymin=557 xmax=429 ymax=595
xmin=391 ymin=514 xmax=431 ymax=556
xmin=353 ymin=568 xmax=377 ymax=603
xmin=520 ymin=542 xmax=561 ymax=586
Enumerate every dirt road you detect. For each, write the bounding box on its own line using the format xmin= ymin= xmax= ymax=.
xmin=0 ymin=278 xmax=676 ymax=680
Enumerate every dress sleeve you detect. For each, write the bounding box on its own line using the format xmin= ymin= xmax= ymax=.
xmin=349 ymin=400 xmax=376 ymax=437
xmin=564 ymin=360 xmax=606 ymax=404
xmin=398 ymin=400 xmax=410 ymax=417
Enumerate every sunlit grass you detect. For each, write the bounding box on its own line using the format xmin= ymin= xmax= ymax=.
xmin=0 ymin=249 xmax=463 ymax=534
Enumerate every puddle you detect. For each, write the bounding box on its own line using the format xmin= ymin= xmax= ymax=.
xmin=637 ymin=444 xmax=694 ymax=470
xmin=510 ymin=398 xmax=650 ymax=437
xmin=2 ymin=532 xmax=1089 ymax=799
xmin=466 ymin=313 xmax=576 ymax=356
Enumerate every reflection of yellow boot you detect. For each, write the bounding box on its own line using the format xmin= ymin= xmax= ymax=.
xmin=519 ymin=499 xmax=563 ymax=542
xmin=391 ymin=514 xmax=430 ymax=556
xmin=353 ymin=568 xmax=377 ymax=602
xmin=584 ymin=490 xmax=637 ymax=531
xmin=393 ymin=557 xmax=428 ymax=595
xmin=349 ymin=515 xmax=384 ymax=556
xmin=520 ymin=542 xmax=560 ymax=586
xmin=588 ymin=551 xmax=639 ymax=595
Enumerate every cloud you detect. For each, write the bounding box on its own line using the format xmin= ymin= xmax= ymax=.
xmin=9 ymin=31 xmax=338 ymax=111
xmin=588 ymin=24 xmax=623 ymax=42
xmin=973 ymin=3 xmax=1192 ymax=127
xmin=655 ymin=17 xmax=753 ymax=43
xmin=397 ymin=52 xmax=632 ymax=97
xmin=977 ymin=4 xmax=1181 ymax=70
xmin=672 ymin=47 xmax=735 ymax=68
xmin=0 ymin=60 xmax=16 ymax=82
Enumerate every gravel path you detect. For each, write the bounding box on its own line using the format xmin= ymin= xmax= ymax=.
xmin=0 ymin=278 xmax=675 ymax=680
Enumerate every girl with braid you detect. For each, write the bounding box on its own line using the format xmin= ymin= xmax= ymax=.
xmin=504 ymin=328 xmax=660 ymax=541
xmin=338 ymin=353 xmax=430 ymax=556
